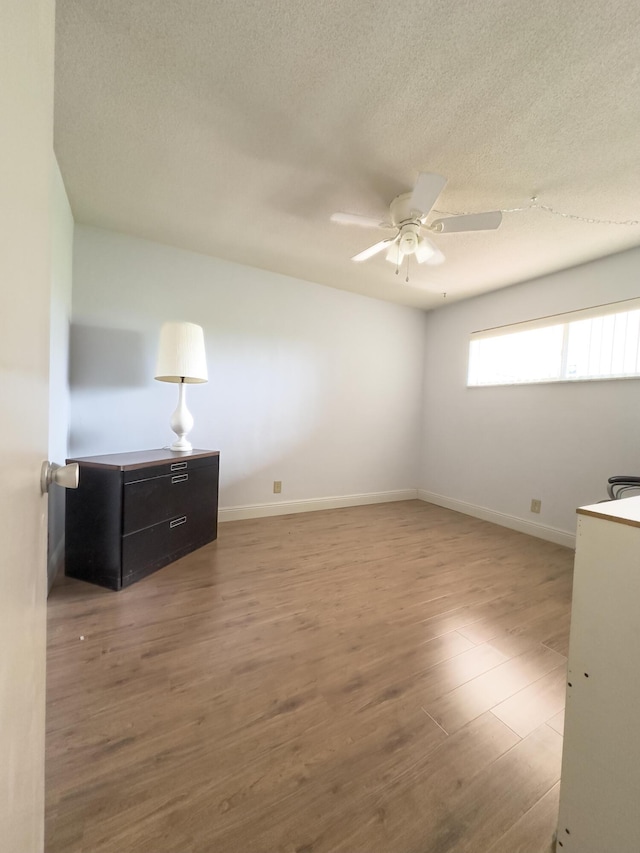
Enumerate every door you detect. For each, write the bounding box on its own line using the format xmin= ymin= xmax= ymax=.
xmin=1 ymin=2 xmax=55 ymax=851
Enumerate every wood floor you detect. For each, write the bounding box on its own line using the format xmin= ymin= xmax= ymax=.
xmin=46 ymin=500 xmax=574 ymax=853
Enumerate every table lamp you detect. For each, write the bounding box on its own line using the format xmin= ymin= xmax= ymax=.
xmin=155 ymin=321 xmax=208 ymax=452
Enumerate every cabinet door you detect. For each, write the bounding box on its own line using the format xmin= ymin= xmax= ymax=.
xmin=556 ymin=511 xmax=640 ymax=851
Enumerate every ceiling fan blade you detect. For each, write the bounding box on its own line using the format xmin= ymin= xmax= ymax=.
xmin=415 ymin=236 xmax=445 ymax=265
xmin=431 ymin=210 xmax=502 ymax=233
xmin=331 ymin=212 xmax=392 ymax=229
xmin=409 ymin=173 xmax=447 ymax=216
xmin=352 ymin=239 xmax=395 ymax=262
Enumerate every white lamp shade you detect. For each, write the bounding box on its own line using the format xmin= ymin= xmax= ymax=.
xmin=155 ymin=322 xmax=208 ymax=384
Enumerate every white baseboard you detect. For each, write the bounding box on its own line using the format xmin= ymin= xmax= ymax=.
xmin=418 ymin=489 xmax=576 ymax=549
xmin=219 ymin=489 xmax=418 ymax=523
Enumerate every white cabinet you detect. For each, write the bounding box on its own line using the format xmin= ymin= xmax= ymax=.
xmin=556 ymin=496 xmax=640 ymax=852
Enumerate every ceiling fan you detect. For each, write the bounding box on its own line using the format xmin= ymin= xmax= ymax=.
xmin=331 ymin=173 xmax=502 ymax=272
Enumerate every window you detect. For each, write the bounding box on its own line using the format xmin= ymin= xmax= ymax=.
xmin=468 ymin=298 xmax=640 ymax=386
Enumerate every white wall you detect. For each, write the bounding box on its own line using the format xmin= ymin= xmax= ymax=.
xmin=70 ymin=226 xmax=427 ymax=513
xmin=47 ymin=158 xmax=74 ymax=588
xmin=420 ymin=248 xmax=640 ymax=545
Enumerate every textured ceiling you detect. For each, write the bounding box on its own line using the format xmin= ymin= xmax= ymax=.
xmin=54 ymin=0 xmax=640 ymax=309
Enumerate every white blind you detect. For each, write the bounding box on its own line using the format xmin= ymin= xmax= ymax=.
xmin=468 ymin=298 xmax=640 ymax=386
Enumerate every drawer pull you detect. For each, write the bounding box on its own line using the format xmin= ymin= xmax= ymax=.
xmin=171 ymin=462 xmax=188 ymax=471
xmin=169 ymin=516 xmax=187 ymax=529
xmin=171 ymin=474 xmax=189 ymax=484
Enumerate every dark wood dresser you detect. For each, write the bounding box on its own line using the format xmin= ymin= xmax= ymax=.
xmin=65 ymin=449 xmax=219 ymax=590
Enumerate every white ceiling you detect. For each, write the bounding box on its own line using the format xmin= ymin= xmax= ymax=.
xmin=54 ymin=0 xmax=640 ymax=310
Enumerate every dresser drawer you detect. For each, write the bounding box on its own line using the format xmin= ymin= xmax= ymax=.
xmin=122 ymin=509 xmax=216 ymax=584
xmin=123 ymin=453 xmax=215 ymax=483
xmin=123 ymin=462 xmax=218 ymax=535
xmin=122 ymin=514 xmax=190 ymax=583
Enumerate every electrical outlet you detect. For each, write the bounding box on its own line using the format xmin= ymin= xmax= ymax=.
xmin=530 ymin=498 xmax=541 ymax=514
xmin=273 ymin=481 xmax=282 ymax=494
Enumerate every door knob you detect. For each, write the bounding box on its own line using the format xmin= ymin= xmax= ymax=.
xmin=40 ymin=461 xmax=80 ymax=494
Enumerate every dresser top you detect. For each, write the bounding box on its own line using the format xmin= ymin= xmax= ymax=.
xmin=578 ymin=495 xmax=640 ymax=529
xmin=67 ymin=448 xmax=219 ymax=471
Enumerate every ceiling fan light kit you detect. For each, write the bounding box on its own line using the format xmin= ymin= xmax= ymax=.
xmin=332 ymin=172 xmax=503 ymax=281
xmin=415 ymin=238 xmax=439 ymax=264
xmin=385 ymin=242 xmax=404 ymax=265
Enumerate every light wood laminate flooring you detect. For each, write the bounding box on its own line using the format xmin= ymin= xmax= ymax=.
xmin=46 ymin=500 xmax=573 ymax=853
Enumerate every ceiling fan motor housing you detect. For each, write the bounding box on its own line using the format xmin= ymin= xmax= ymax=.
xmin=398 ymin=222 xmax=421 ymax=255
xmin=390 ymin=192 xmax=423 ymax=227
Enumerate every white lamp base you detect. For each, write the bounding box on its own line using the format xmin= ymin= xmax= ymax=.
xmin=169 ymin=382 xmax=194 ymax=453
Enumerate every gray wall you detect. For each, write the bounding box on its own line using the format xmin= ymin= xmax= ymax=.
xmin=419 ymin=247 xmax=640 ymax=543
xmin=64 ymin=221 xmax=640 ymax=541
xmin=69 ymin=226 xmax=427 ymax=513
